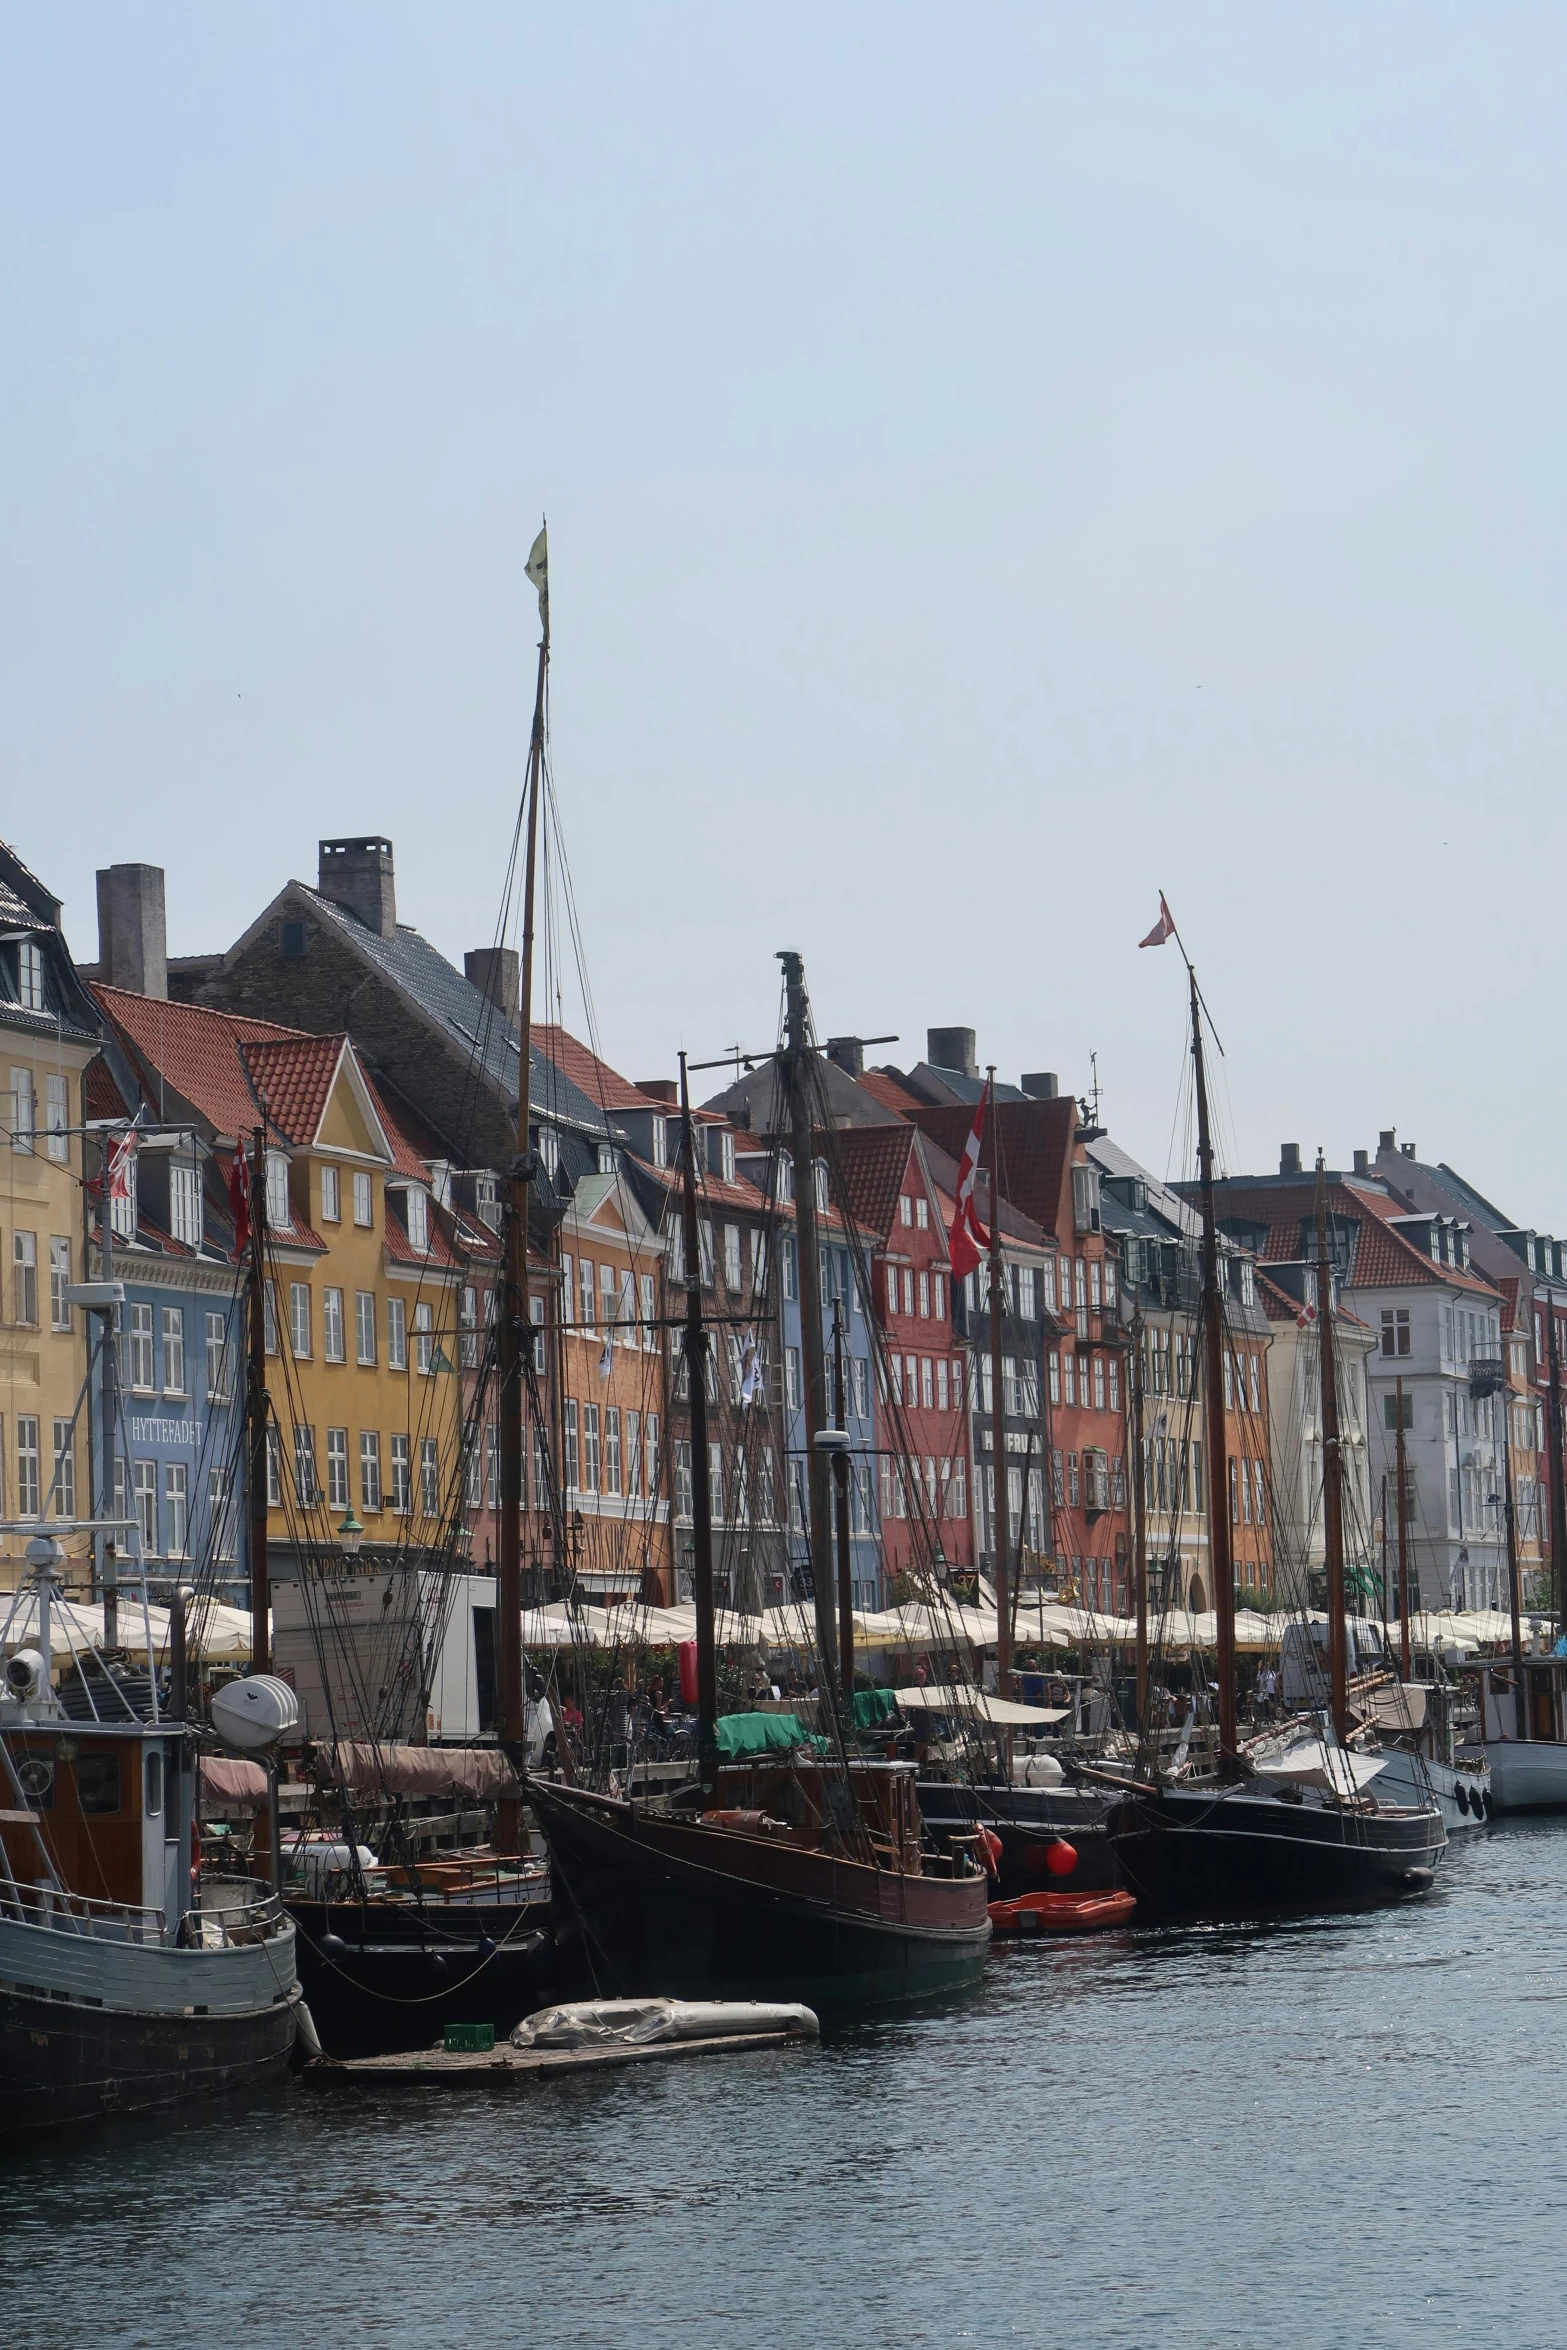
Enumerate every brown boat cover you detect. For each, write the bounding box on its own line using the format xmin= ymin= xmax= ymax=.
xmin=198 ymin=1754 xmax=270 ymax=1806
xmin=319 ymin=1743 xmax=523 ymax=1799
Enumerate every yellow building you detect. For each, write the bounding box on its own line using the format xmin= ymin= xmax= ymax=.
xmin=88 ymin=993 xmax=471 ymax=1590
xmin=0 ymin=853 xmax=96 ymax=1595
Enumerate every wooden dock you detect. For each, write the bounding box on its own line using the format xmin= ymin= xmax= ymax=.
xmin=302 ymin=2026 xmax=818 ymax=2089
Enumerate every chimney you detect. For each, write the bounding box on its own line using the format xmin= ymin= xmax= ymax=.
xmin=1401 ymin=1141 xmax=1416 ymax=1159
xmin=465 ymin=947 xmax=520 ymax=1028
xmin=636 ymin=1079 xmax=678 ymax=1105
xmin=927 ymin=1026 xmax=977 ymax=1079
xmin=1379 ymin=1129 xmax=1396 ymax=1153
xmin=1280 ymin=1143 xmax=1301 ymax=1177
xmin=826 ymin=1037 xmax=864 ymax=1079
xmin=1021 ymin=1072 xmax=1059 ymax=1100
xmin=1353 ymin=1149 xmax=1369 ymax=1175
xmin=96 ymin=864 xmax=168 ymax=1000
xmin=318 ymin=837 xmax=396 ymax=940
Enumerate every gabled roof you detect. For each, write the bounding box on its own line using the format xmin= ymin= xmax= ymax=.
xmin=918 ymin=1135 xmax=1047 ymax=1249
xmin=241 ymin=1036 xmax=348 ymax=1148
xmin=904 ymin=1096 xmax=1075 ymax=1242
xmin=820 ymin=1124 xmax=925 ymax=1244
xmin=230 ymin=882 xmax=613 ymax=1139
xmin=93 ymin=984 xmax=301 ymax=1141
xmin=1204 ymin=1174 xmax=1500 ymax=1297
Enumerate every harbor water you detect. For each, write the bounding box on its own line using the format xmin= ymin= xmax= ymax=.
xmin=6 ymin=1823 xmax=1566 ymax=2350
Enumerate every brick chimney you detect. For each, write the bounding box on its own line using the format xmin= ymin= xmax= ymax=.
xmin=465 ymin=947 xmax=520 ymax=1027
xmin=827 ymin=1037 xmax=864 ymax=1078
xmin=1280 ymin=1143 xmax=1301 ymax=1176
xmin=318 ymin=838 xmax=396 ymax=940
xmin=1021 ymin=1072 xmax=1059 ymax=1100
xmin=927 ymin=1026 xmax=977 ymax=1079
xmin=96 ymin=864 xmax=168 ymax=999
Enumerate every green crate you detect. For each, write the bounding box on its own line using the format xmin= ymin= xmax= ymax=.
xmin=443 ymin=2021 xmax=495 ymax=2054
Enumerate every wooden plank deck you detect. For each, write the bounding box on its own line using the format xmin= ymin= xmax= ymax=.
xmin=302 ymin=2028 xmax=817 ymax=2088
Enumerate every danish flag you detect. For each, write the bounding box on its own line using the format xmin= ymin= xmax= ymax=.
xmin=948 ymin=1080 xmax=991 ymax=1284
xmin=1139 ymin=893 xmax=1176 ymax=949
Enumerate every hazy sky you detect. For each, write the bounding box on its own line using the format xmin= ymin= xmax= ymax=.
xmin=5 ymin=9 xmax=1565 ymax=1215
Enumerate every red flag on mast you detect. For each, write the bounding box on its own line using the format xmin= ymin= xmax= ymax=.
xmin=1139 ymin=893 xmax=1175 ymax=949
xmin=948 ymin=1080 xmax=991 ymax=1284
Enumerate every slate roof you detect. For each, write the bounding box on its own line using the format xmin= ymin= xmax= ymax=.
xmin=292 ymin=885 xmax=613 ymax=1137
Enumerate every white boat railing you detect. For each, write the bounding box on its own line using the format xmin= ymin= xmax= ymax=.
xmin=0 ymin=1881 xmax=169 ymax=1942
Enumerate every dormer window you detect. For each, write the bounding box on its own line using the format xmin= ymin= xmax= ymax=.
xmin=265 ymin=1151 xmax=291 ymax=1232
xmin=814 ymin=1160 xmax=828 ymax=1215
xmin=540 ymin=1127 xmax=560 ymax=1179
xmin=406 ymin=1187 xmax=429 ymax=1254
xmin=16 ymin=941 xmax=44 ymax=1012
xmin=475 ymin=1173 xmax=501 ymax=1233
xmin=598 ymin=1143 xmax=616 ymax=1176
xmin=651 ymin=1116 xmax=668 ymax=1170
xmin=721 ymin=1133 xmax=735 ymax=1185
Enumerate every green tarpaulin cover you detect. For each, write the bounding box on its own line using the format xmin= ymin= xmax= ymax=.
xmin=850 ymin=1687 xmax=899 ymax=1728
xmin=715 ymin=1711 xmax=826 ymax=1758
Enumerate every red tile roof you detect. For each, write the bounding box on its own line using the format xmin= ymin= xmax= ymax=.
xmin=856 ymin=1069 xmax=919 ymax=1121
xmin=242 ymin=1036 xmax=346 ymax=1148
xmin=533 ymin=1025 xmax=668 ymax=1115
xmin=1212 ymin=1176 xmax=1501 ymax=1297
xmin=93 ymin=985 xmax=304 ymax=1142
xmin=363 ymin=1074 xmax=435 ymax=1182
xmin=819 ymin=1125 xmax=921 ymax=1243
xmin=84 ymin=1055 xmax=129 ymax=1122
xmin=905 ymin=1098 xmax=1075 ymax=1242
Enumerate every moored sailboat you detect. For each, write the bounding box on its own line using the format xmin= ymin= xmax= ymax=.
xmin=1106 ymin=930 xmax=1446 ymax=1917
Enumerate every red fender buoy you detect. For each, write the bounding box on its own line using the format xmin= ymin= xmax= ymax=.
xmin=1044 ymin=1839 xmax=1079 ymax=1878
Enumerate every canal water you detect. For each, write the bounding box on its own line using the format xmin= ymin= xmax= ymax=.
xmin=6 ymin=1822 xmax=1566 ymax=2349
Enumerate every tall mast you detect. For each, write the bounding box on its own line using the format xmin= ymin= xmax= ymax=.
xmin=1313 ymin=1154 xmax=1348 ymax=1747
xmin=777 ymin=950 xmax=839 ymax=1699
xmin=1130 ymin=1301 xmax=1149 ymax=1737
xmin=984 ymin=1069 xmax=1012 ymax=1701
xmin=1395 ymin=1376 xmax=1412 ymax=1683
xmin=1548 ymin=1297 xmax=1567 ymax=1643
xmin=1502 ymin=1392 xmax=1527 ymax=1742
xmin=1190 ymin=967 xmax=1236 ymax=1761
xmin=496 ymin=527 xmax=549 ymax=1855
xmin=677 ymin=1057 xmax=719 ymax=1795
xmin=247 ymin=1124 xmax=270 ymax=1676
xmin=832 ymin=1298 xmax=855 ymax=1695
xmin=98 ymin=1139 xmax=120 ymax=1651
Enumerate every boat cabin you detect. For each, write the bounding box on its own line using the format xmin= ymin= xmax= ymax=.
xmin=2 ymin=1716 xmax=191 ymax=1928
xmin=1475 ymin=1655 xmax=1567 ymax=1745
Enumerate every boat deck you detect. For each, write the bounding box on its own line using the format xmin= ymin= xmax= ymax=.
xmin=302 ymin=2026 xmax=818 ymax=2087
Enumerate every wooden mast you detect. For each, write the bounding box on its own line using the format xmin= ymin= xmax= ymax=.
xmin=1189 ymin=966 xmax=1237 ymax=1762
xmin=247 ymin=1124 xmax=270 ymax=1676
xmin=1130 ymin=1301 xmax=1149 ymax=1737
xmin=1312 ymin=1153 xmax=1348 ymax=1747
xmin=984 ymin=1069 xmax=1012 ymax=1704
xmin=778 ymin=951 xmax=840 ymax=1699
xmin=1502 ymin=1394 xmax=1528 ymax=1742
xmin=1395 ymin=1375 xmax=1412 ymax=1684
xmin=832 ymin=1299 xmax=855 ymax=1695
xmin=496 ymin=529 xmax=549 ymax=1856
xmin=1547 ymin=1299 xmax=1567 ymax=1644
xmin=677 ymin=1057 xmax=719 ymax=1794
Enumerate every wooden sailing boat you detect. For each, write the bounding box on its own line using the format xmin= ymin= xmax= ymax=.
xmin=1105 ymin=954 xmax=1446 ymax=1917
xmin=527 ymin=962 xmax=992 ymax=2008
xmin=278 ymin=532 xmax=566 ymax=2054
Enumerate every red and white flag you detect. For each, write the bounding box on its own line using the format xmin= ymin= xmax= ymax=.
xmin=948 ymin=1080 xmax=991 ymax=1284
xmin=1139 ymin=893 xmax=1175 ymax=949
xmin=228 ymin=1151 xmax=251 ymax=1254
xmin=107 ymin=1130 xmax=137 ymax=1205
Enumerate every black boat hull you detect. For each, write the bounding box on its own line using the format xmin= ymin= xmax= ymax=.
xmin=286 ymin=1894 xmax=569 ymax=2057
xmin=1 ymin=1980 xmax=295 ymax=2131
xmin=532 ymin=1780 xmax=990 ymax=2012
xmin=917 ymin=1779 xmax=1123 ymax=1896
xmin=1106 ymin=1782 xmax=1446 ymax=1919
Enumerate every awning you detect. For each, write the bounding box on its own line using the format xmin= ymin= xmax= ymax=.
xmin=893 ymin=1686 xmax=1070 ymax=1727
xmin=1254 ymin=1739 xmax=1387 ymax=1795
xmin=319 ymin=1741 xmax=522 ymax=1799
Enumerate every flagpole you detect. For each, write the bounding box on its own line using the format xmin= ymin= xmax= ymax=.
xmin=984 ymin=1069 xmax=1013 ymax=1717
